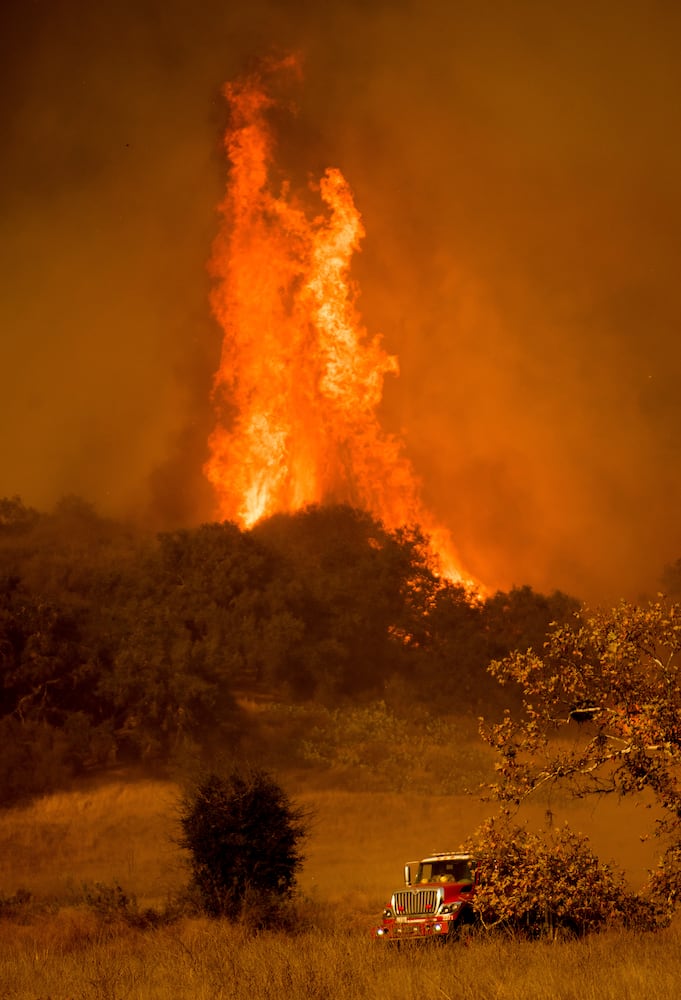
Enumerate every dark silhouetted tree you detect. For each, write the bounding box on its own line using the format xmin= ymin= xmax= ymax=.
xmin=661 ymin=557 xmax=681 ymax=601
xmin=251 ymin=504 xmax=439 ymax=697
xmin=178 ymin=769 xmax=308 ymax=922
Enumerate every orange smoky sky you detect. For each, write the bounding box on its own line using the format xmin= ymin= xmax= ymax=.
xmin=1 ymin=0 xmax=680 ymax=604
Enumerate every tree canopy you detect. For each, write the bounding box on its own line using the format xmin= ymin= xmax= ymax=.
xmin=178 ymin=768 xmax=308 ymax=922
xmin=0 ymin=493 xmax=581 ymax=801
xmin=481 ymin=599 xmax=681 ymax=919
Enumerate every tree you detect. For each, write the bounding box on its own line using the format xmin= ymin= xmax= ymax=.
xmin=661 ymin=558 xmax=681 ymax=601
xmin=251 ymin=504 xmax=440 ymax=698
xmin=481 ymin=600 xmax=681 ymax=920
xmin=482 ymin=586 xmax=581 ymax=664
xmin=178 ymin=769 xmax=308 ymax=922
xmin=0 ymin=496 xmax=40 ymax=534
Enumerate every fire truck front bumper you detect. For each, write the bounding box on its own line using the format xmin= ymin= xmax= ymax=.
xmin=374 ymin=916 xmax=457 ymax=941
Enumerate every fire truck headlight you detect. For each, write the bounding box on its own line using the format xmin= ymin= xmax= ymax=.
xmin=382 ymin=908 xmax=393 ymax=918
xmin=440 ymin=901 xmax=462 ymax=915
xmin=376 ymin=927 xmax=387 ymax=937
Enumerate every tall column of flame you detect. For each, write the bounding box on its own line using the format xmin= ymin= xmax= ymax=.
xmin=205 ymin=58 xmax=472 ymax=585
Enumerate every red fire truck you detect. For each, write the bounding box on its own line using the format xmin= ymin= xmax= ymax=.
xmin=374 ymin=852 xmax=478 ymax=941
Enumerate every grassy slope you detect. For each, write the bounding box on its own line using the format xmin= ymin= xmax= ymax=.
xmin=0 ymin=773 xmax=661 ymax=905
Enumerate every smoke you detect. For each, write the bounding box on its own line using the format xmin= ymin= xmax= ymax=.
xmin=1 ymin=0 xmax=680 ymax=601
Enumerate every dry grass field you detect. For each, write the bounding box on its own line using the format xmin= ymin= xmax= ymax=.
xmin=2 ymin=916 xmax=681 ymax=1000
xmin=0 ymin=772 xmax=677 ymax=999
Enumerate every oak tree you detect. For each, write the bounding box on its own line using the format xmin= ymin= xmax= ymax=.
xmin=481 ymin=600 xmax=681 ymax=918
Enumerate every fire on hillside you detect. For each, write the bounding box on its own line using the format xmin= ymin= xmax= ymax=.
xmin=205 ymin=56 xmax=476 ymax=588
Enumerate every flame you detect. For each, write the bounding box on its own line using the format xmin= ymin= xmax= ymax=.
xmin=205 ymin=57 xmax=476 ymax=588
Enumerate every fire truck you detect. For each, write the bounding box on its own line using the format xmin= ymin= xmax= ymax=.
xmin=374 ymin=853 xmax=478 ymax=941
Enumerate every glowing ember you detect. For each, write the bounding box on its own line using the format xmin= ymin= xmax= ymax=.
xmin=205 ymin=56 xmax=473 ymax=586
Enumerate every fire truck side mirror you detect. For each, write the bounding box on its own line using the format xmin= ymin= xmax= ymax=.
xmin=404 ymin=864 xmax=413 ymax=886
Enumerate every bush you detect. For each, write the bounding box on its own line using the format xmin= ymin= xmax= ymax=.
xmin=0 ymin=888 xmax=35 ymax=921
xmin=178 ymin=769 xmax=308 ymax=924
xmin=467 ymin=818 xmax=661 ymax=937
xmin=80 ymin=880 xmax=163 ymax=928
xmin=299 ymin=701 xmax=492 ymax=793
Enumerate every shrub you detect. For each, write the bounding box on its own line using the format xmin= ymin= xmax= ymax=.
xmin=299 ymin=701 xmax=492 ymax=793
xmin=0 ymin=888 xmax=35 ymax=921
xmin=80 ymin=881 xmax=165 ymax=928
xmin=178 ymin=769 xmax=308 ymax=924
xmin=467 ymin=818 xmax=661 ymax=936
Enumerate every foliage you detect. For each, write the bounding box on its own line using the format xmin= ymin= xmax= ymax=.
xmin=80 ymin=880 xmax=163 ymax=928
xmin=661 ymin=558 xmax=681 ymax=601
xmin=298 ymin=700 xmax=492 ymax=793
xmin=481 ymin=599 xmax=681 ymax=921
xmin=0 ymin=496 xmax=40 ymax=534
xmin=407 ymin=582 xmax=580 ymax=714
xmin=250 ymin=504 xmax=440 ymax=698
xmin=178 ymin=769 xmax=308 ymax=923
xmin=0 ymin=717 xmax=73 ymax=804
xmin=0 ymin=887 xmax=35 ymax=921
xmin=0 ymin=492 xmax=580 ymax=801
xmin=467 ymin=818 xmax=658 ymax=936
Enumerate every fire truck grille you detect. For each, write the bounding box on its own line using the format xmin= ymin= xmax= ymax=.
xmin=393 ymin=889 xmax=439 ymax=916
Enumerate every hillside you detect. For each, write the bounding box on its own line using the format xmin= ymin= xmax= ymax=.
xmin=0 ymin=495 xmax=579 ymax=804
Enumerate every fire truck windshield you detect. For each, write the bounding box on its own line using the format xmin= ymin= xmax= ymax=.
xmin=418 ymin=859 xmax=473 ymax=884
